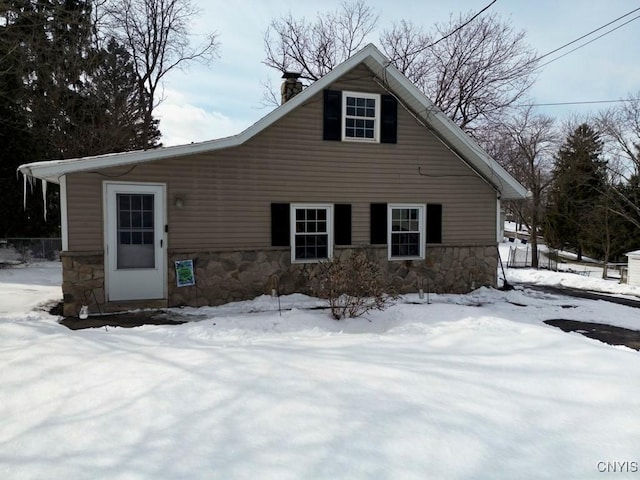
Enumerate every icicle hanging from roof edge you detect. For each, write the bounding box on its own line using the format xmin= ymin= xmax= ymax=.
xmin=22 ymin=173 xmax=36 ymax=210
xmin=42 ymin=179 xmax=48 ymax=221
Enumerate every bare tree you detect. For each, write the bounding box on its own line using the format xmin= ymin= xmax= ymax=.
xmin=596 ymin=93 xmax=640 ymax=230
xmin=486 ymin=107 xmax=557 ymax=268
xmin=597 ymin=92 xmax=640 ymax=178
xmin=263 ymin=0 xmax=378 ymax=83
xmin=105 ymin=0 xmax=219 ymax=148
xmin=264 ymin=4 xmax=538 ymax=130
xmin=381 ymin=12 xmax=538 ymax=132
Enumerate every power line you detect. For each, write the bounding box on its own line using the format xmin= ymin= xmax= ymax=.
xmin=402 ymin=0 xmax=497 ymax=57
xmin=536 ymin=6 xmax=640 ymax=62
xmin=539 ymin=13 xmax=640 ymax=68
xmin=426 ymin=0 xmax=497 ymax=48
xmin=520 ymin=98 xmax=639 ymax=107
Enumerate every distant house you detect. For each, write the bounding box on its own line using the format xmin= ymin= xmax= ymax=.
xmin=19 ymin=44 xmax=527 ymax=317
xmin=625 ymin=251 xmax=640 ymax=286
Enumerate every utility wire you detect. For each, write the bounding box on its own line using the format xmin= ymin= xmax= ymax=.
xmin=518 ymin=7 xmax=640 ymax=109
xmin=521 ymin=98 xmax=639 ymax=107
xmin=401 ymin=0 xmax=497 ymax=57
xmin=536 ymin=6 xmax=640 ymax=62
xmin=539 ymin=13 xmax=640 ymax=68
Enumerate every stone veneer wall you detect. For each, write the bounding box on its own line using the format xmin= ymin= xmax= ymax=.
xmin=61 ymin=251 xmax=105 ymax=317
xmin=167 ymin=245 xmax=497 ymax=308
xmin=60 ymin=245 xmax=497 ymax=316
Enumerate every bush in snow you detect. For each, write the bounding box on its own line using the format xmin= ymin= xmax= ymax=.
xmin=318 ymin=249 xmax=398 ymax=320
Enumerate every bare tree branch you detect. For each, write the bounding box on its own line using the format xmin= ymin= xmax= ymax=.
xmin=381 ymin=12 xmax=538 ymax=131
xmin=596 ymin=92 xmax=640 ymax=177
xmin=105 ymin=0 xmax=219 ymax=147
xmin=263 ymin=0 xmax=377 ymax=95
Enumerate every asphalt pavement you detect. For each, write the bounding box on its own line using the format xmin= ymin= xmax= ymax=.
xmin=513 ymin=282 xmax=640 ymax=351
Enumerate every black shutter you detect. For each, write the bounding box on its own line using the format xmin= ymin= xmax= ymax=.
xmin=426 ymin=204 xmax=442 ymax=244
xmin=380 ymin=94 xmax=397 ymax=144
xmin=334 ymin=204 xmax=352 ymax=246
xmin=370 ymin=203 xmax=388 ymax=244
xmin=271 ymin=203 xmax=290 ymax=246
xmin=323 ymin=90 xmax=342 ymax=141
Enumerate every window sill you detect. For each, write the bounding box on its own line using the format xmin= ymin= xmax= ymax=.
xmin=388 ymin=256 xmax=425 ymax=262
xmin=341 ymin=137 xmax=379 ymax=144
xmin=291 ymin=258 xmax=330 ymax=264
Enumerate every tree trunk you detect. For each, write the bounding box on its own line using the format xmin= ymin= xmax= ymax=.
xmin=602 ymin=206 xmax=611 ymax=280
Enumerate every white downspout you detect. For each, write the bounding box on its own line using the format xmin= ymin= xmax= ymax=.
xmin=496 ymin=196 xmax=503 ymax=243
xmin=59 ymin=175 xmax=69 ymax=251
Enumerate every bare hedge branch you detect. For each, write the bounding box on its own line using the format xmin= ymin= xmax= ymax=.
xmin=317 ymin=249 xmax=398 ymax=320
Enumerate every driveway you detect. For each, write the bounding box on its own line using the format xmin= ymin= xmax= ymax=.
xmin=515 ymin=282 xmax=640 ymax=351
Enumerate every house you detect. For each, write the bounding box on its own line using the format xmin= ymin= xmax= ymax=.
xmin=625 ymin=251 xmax=640 ymax=286
xmin=18 ymin=44 xmax=528 ymax=317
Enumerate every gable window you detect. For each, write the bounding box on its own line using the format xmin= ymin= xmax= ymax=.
xmin=324 ymin=90 xmax=397 ymax=143
xmin=291 ymin=204 xmax=333 ymax=262
xmin=388 ymin=204 xmax=425 ymax=260
xmin=342 ymin=91 xmax=380 ymax=142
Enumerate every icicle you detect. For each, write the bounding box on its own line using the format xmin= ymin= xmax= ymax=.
xmin=21 ymin=174 xmax=42 ymax=217
xmin=23 ymin=174 xmax=27 ymax=210
xmin=41 ymin=179 xmax=48 ymax=221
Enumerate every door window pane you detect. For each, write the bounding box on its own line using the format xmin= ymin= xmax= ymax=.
xmin=117 ymin=193 xmax=155 ymax=269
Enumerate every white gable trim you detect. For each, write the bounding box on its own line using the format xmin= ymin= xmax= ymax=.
xmin=18 ymin=44 xmax=528 ymax=200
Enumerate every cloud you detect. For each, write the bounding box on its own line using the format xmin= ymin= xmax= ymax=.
xmin=155 ymin=89 xmax=252 ymax=147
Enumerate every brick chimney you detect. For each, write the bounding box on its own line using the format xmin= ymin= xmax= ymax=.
xmin=281 ymin=72 xmax=303 ymax=104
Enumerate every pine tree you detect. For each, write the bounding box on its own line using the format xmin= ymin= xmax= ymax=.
xmin=545 ymin=124 xmax=607 ymax=261
xmin=0 ymin=1 xmax=57 ymax=237
xmin=0 ymin=1 xmax=160 ymax=236
xmin=62 ymin=37 xmax=161 ymax=157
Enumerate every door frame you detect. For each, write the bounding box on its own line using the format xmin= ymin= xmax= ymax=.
xmin=103 ymin=181 xmax=167 ymax=302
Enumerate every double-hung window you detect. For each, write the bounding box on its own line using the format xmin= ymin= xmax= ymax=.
xmin=342 ymin=91 xmax=380 ymax=142
xmin=291 ymin=204 xmax=333 ymax=262
xmin=388 ymin=204 xmax=425 ymax=260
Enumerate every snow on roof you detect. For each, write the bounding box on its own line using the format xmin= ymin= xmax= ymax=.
xmin=18 ymin=44 xmax=528 ymax=201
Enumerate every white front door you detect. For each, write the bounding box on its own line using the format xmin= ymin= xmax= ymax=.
xmin=105 ymin=182 xmax=166 ymax=301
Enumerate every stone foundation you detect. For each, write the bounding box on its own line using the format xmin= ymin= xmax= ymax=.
xmin=61 ymin=251 xmax=105 ymax=317
xmin=168 ymin=245 xmax=497 ymax=308
xmin=60 ymin=245 xmax=497 ymax=315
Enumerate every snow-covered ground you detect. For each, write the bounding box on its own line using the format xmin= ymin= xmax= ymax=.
xmin=0 ymin=262 xmax=61 ymax=318
xmin=1 ymin=261 xmax=639 ymax=480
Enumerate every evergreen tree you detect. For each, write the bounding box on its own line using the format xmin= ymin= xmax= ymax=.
xmin=0 ymin=0 xmax=61 ymax=237
xmin=545 ymin=124 xmax=607 ymax=260
xmin=60 ymin=37 xmax=161 ymax=157
xmin=92 ymin=38 xmax=161 ymax=152
xmin=0 ymin=1 xmax=160 ymax=237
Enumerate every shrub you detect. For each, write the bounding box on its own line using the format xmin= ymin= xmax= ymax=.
xmin=318 ymin=249 xmax=398 ymax=320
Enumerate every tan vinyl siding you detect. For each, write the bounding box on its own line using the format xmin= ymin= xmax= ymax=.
xmin=66 ymin=65 xmax=497 ymax=252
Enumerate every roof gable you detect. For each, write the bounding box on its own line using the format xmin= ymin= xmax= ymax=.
xmin=18 ymin=44 xmax=528 ymax=200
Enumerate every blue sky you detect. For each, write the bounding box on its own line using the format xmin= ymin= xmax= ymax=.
xmin=155 ymin=0 xmax=640 ymax=146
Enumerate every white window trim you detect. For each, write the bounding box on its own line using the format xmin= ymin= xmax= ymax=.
xmin=387 ymin=204 xmax=426 ymax=261
xmin=290 ymin=203 xmax=334 ymax=263
xmin=341 ymin=91 xmax=381 ymax=143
